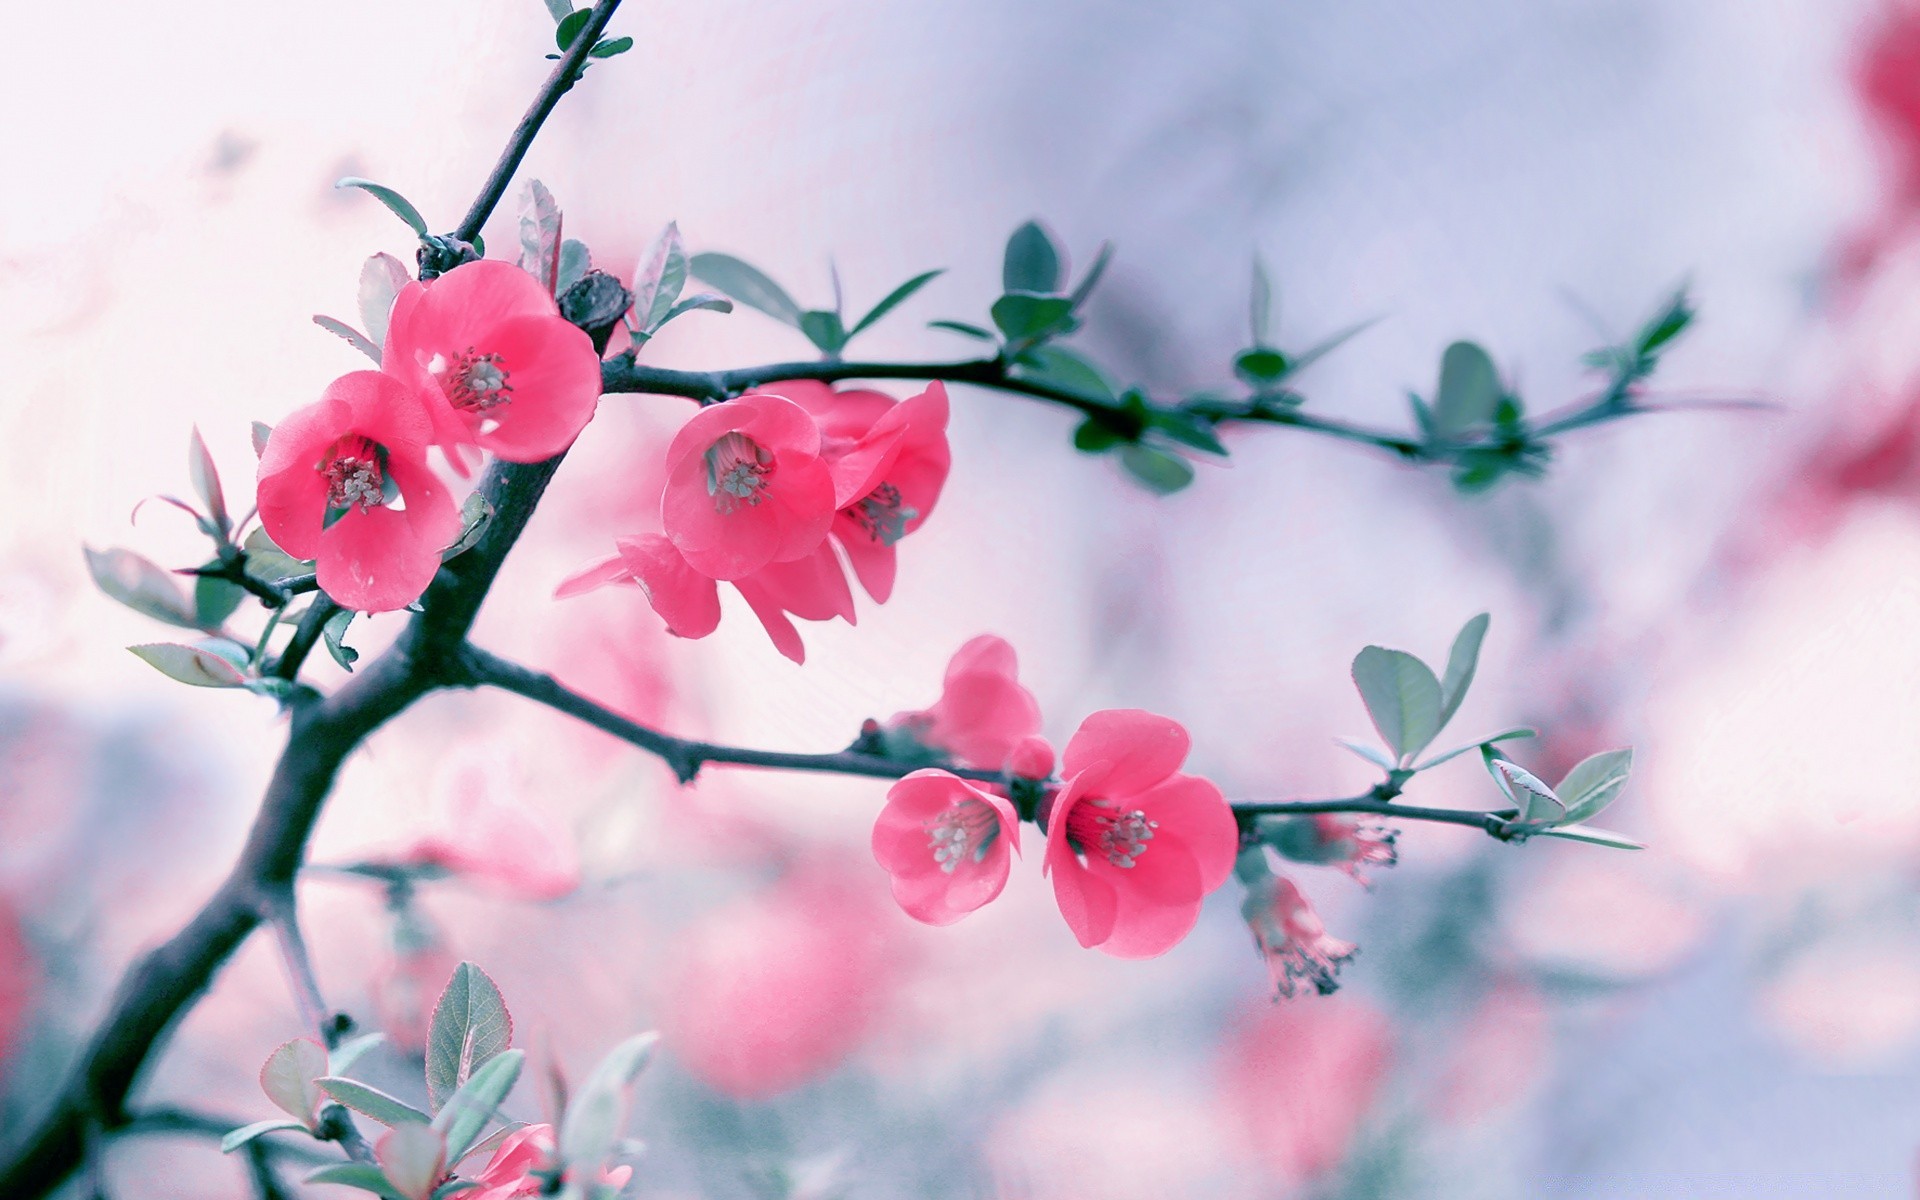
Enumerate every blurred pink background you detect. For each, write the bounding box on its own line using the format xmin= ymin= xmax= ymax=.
xmin=4 ymin=1 xmax=1920 ymax=1195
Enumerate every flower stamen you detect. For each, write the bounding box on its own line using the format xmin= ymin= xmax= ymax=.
xmin=321 ymin=436 xmax=389 ymax=512
xmin=851 ymin=481 xmax=918 ymax=545
xmin=704 ymin=432 xmax=776 ymax=513
xmin=925 ymin=799 xmax=1000 ymax=874
xmin=439 ymin=348 xmax=514 ymax=413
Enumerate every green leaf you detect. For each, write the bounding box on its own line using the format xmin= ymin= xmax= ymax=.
xmin=243 ymin=527 xmax=309 ymax=588
xmin=187 ymin=426 xmax=229 ymax=537
xmin=798 ymin=309 xmax=847 ymax=356
xmin=1235 ymin=348 xmax=1289 ymax=387
xmin=516 ymin=180 xmax=563 ymax=296
xmin=657 ymin=292 xmax=732 ymax=326
xmin=336 ymin=178 xmax=428 ymax=237
xmin=1002 ymin=220 xmax=1063 ymax=294
xmin=1490 ymin=758 xmax=1563 ymax=824
xmin=689 ymin=252 xmax=803 ymax=327
xmin=1068 ymin=240 xmax=1113 ymax=309
xmin=990 ymin=292 xmax=1075 ymax=343
xmin=251 ymin=421 xmax=274 ymax=457
xmin=86 ymin=547 xmax=200 ymax=628
xmin=1412 ymin=727 xmax=1535 ymax=771
xmin=1072 ymin=418 xmax=1125 ymax=453
xmin=432 ymin=1048 xmax=525 ymax=1164
xmin=588 ymin=35 xmax=633 ymax=58
xmin=194 ymin=575 xmax=245 ymax=629
xmin=1437 ymin=612 xmax=1490 ymax=730
xmin=555 ymin=8 xmax=593 ymax=50
xmin=631 ymin=221 xmax=688 ymax=332
xmin=556 ymin=238 xmax=592 ymax=296
xmin=1635 ymin=287 xmax=1693 ymax=356
xmin=1351 ymin=646 xmax=1444 ymax=762
xmin=1013 ymin=344 xmax=1116 ymax=402
xmin=1432 ymin=341 xmax=1501 ymax=437
xmin=1556 ymin=748 xmax=1633 ymax=825
xmin=558 ymin=1033 xmax=657 ymax=1172
xmin=1250 ymin=255 xmax=1273 ymax=344
xmin=1118 ymin=445 xmax=1194 ymax=494
xmin=358 ymin=253 xmax=411 ymax=349
xmin=330 ymin=1032 xmax=387 ymax=1076
xmin=321 ymin=608 xmax=357 ymax=671
xmin=129 ymin=642 xmax=248 ymax=688
xmin=1536 ymin=825 xmax=1645 ymax=850
xmin=929 ymin=319 xmax=994 ymax=340
xmin=1283 ymin=317 xmax=1381 ymax=380
xmin=317 ymin=1077 xmax=430 ymax=1128
xmin=426 ymin=963 xmax=513 ymax=1112
xmin=1149 ymin=410 xmax=1227 ymax=456
xmin=261 ymin=1037 xmax=330 ymax=1130
xmin=306 ymin=1162 xmax=403 ymax=1196
xmin=441 ymin=494 xmax=495 ymax=563
xmin=314 ymin=315 xmax=382 ymax=364
xmin=850 ymin=269 xmax=943 ymax=337
xmin=220 ymin=1119 xmax=308 ymax=1154
xmin=543 ymin=0 xmax=574 ymax=21
xmin=1334 ymin=737 xmax=1397 ymax=772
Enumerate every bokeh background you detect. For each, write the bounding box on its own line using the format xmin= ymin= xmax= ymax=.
xmin=4 ymin=1 xmax=1920 ymax=1195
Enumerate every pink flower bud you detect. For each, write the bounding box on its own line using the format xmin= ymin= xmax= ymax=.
xmin=1008 ymin=734 xmax=1055 ymax=781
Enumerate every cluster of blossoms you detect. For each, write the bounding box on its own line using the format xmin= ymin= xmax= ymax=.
xmin=257 ymin=260 xmax=601 ymax=612
xmin=560 ymin=380 xmax=951 ymax=662
xmin=870 ymin=637 xmax=1394 ymax=974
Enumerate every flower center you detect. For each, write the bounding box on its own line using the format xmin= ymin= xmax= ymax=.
xmin=850 ymin=481 xmax=919 ymax=545
xmin=925 ymin=798 xmax=1000 ymax=874
xmin=320 ymin=435 xmax=395 ymax=516
xmin=704 ymin=432 xmax=775 ymax=513
xmin=1067 ymin=799 xmax=1158 ymax=869
xmin=438 ymin=348 xmax=514 ymax=412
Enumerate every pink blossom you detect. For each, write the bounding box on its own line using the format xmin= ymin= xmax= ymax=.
xmin=401 ymin=748 xmax=581 ymax=901
xmin=1043 ymin=710 xmax=1239 ymax=958
xmin=872 ymin=769 xmax=1021 ymax=926
xmin=382 ymin=259 xmax=602 ymax=463
xmin=771 ymin=379 xmax=952 ymax=602
xmin=1217 ymin=998 xmax=1392 ymax=1185
xmin=888 ymin=635 xmax=1044 ymax=772
xmin=255 ymin=370 xmax=462 ymax=612
xmin=1242 ymin=872 xmax=1357 ymax=998
xmin=660 ymin=393 xmax=837 ymax=580
xmin=656 ymin=864 xmax=901 ymax=1099
xmin=1270 ymin=814 xmax=1398 ymax=886
xmin=467 ymin=1123 xmax=633 ymax=1199
xmin=556 ymin=532 xmax=853 ymax=664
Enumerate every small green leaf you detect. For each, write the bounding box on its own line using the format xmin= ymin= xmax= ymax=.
xmin=1118 ymin=444 xmax=1195 ymax=494
xmin=558 ymin=1033 xmax=657 ymax=1172
xmin=426 ymin=963 xmax=514 ymax=1112
xmin=1149 ymin=410 xmax=1227 ymax=456
xmin=377 ymin=1124 xmax=447 ymax=1200
xmin=850 ymin=269 xmax=943 ymax=337
xmin=322 ymin=608 xmax=358 ymax=671
xmin=1351 ymin=646 xmax=1444 ymax=762
xmin=631 ymin=221 xmax=689 ymax=332
xmin=441 ymin=494 xmax=495 ymax=563
xmin=1411 ymin=727 xmax=1535 ymax=771
xmin=1283 ymin=317 xmax=1381 ymax=380
xmin=1432 ymin=341 xmax=1501 ymax=437
xmin=657 ymin=291 xmax=732 ymax=326
xmin=1635 ymin=287 xmax=1693 ymax=356
xmin=556 ymin=239 xmax=592 ymax=296
xmin=1002 ymin=220 xmax=1063 ymax=294
xmin=330 ymin=1032 xmax=387 ymax=1076
xmin=87 ymin=547 xmax=200 ymax=628
xmin=317 ymin=1077 xmax=430 ymax=1128
xmin=516 ymin=180 xmax=563 ymax=296
xmin=1490 ymin=758 xmax=1563 ymax=825
xmin=1536 ymin=825 xmax=1645 ymax=850
xmin=1235 ymin=348 xmax=1289 ymax=387
xmin=587 ymin=35 xmax=633 ymax=58
xmin=543 ymin=0 xmax=574 ymax=21
xmin=187 ymin=426 xmax=229 ymax=537
xmin=314 ymin=315 xmax=382 ymax=364
xmin=1334 ymin=737 xmax=1397 ymax=772
xmin=305 ymin=1163 xmax=403 ymax=1196
xmin=1068 ymin=240 xmax=1113 ymax=309
xmin=1072 ymin=418 xmax=1125 ymax=453
xmin=555 ymin=8 xmax=593 ymax=50
xmin=798 ymin=309 xmax=847 ymax=356
xmin=1250 ymin=255 xmax=1273 ymax=344
xmin=929 ymin=319 xmax=994 ymax=340
xmin=220 ymin=1119 xmax=308 ymax=1154
xmin=243 ymin=527 xmax=309 ymax=588
xmin=129 ymin=642 xmax=249 ymax=688
xmin=1437 ymin=612 xmax=1490 ymax=730
xmin=689 ymin=252 xmax=803 ymax=327
xmin=261 ymin=1037 xmax=330 ymax=1130
xmin=358 ymin=253 xmax=411 ymax=349
xmin=195 ymin=575 xmax=245 ymax=629
xmin=1014 ymin=344 xmax=1116 ymax=402
xmin=336 ymin=178 xmax=428 ymax=237
xmin=432 ymin=1049 xmax=525 ymax=1164
xmin=1557 ymin=748 xmax=1633 ymax=825
xmin=251 ymin=421 xmax=275 ymax=457
xmin=990 ymin=292 xmax=1075 ymax=343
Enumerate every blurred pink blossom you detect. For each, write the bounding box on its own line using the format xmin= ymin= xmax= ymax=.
xmin=872 ymin=768 xmax=1021 ymax=925
xmin=888 ymin=634 xmax=1044 ymax=772
xmin=1241 ymin=872 xmax=1358 ymax=998
xmin=1218 ymin=998 xmax=1392 ymax=1185
xmin=383 ymin=259 xmax=603 ymax=464
xmin=1429 ymin=978 xmax=1553 ymax=1125
xmin=1043 ymin=709 xmax=1238 ymax=958
xmin=655 ymin=862 xmax=904 ymax=1099
xmin=467 ymin=1122 xmax=633 ymax=1199
xmin=400 ymin=747 xmax=582 ymax=902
